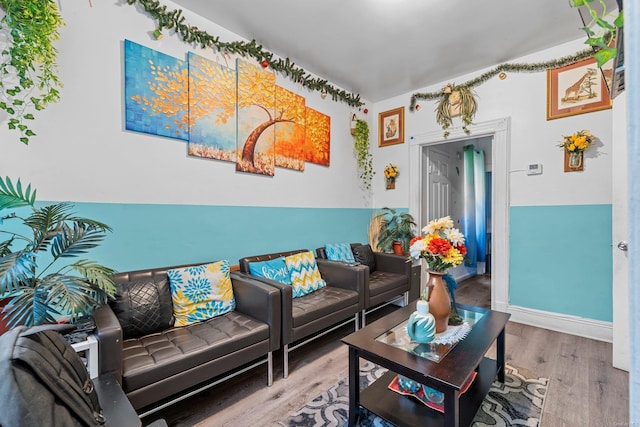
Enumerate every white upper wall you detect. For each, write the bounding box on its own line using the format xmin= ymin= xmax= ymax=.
xmin=372 ymin=38 xmax=613 ymax=208
xmin=0 ymin=1 xmax=372 ymax=209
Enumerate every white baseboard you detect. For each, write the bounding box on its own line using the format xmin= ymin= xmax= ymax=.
xmin=507 ymin=305 xmax=612 ymax=343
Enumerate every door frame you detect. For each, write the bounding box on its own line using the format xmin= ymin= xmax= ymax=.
xmin=409 ymin=117 xmax=511 ymax=312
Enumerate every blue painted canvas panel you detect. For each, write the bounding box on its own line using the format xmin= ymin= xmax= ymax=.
xmin=124 ymin=39 xmax=189 ymax=141
xmin=187 ymin=52 xmax=237 ymax=162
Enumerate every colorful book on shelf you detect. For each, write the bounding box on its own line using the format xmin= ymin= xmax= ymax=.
xmin=388 ymin=371 xmax=477 ymax=413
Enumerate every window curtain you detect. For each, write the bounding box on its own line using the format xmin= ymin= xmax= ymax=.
xmin=462 ymin=145 xmax=487 ymax=267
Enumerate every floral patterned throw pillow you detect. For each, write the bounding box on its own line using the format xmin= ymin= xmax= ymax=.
xmin=167 ymin=260 xmax=235 ymax=327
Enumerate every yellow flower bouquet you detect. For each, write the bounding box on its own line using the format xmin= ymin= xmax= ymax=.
xmin=384 ymin=163 xmax=399 ymax=189
xmin=559 ymin=130 xmax=594 ymax=153
xmin=384 ymin=163 xmax=399 ymax=180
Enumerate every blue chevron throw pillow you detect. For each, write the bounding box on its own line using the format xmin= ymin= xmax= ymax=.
xmin=284 ymin=251 xmax=326 ymax=298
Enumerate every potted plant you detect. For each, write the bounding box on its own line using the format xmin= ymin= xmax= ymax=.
xmin=0 ymin=177 xmax=116 ymax=329
xmin=353 ymin=118 xmax=374 ymax=190
xmin=375 ymin=207 xmax=417 ymax=255
xmin=0 ymin=0 xmax=64 ymax=144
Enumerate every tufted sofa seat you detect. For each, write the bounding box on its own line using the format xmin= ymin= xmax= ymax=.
xmin=92 ymin=261 xmax=281 ymax=415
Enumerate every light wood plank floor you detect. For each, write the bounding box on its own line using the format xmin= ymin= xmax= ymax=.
xmin=148 ymin=275 xmax=629 ymax=427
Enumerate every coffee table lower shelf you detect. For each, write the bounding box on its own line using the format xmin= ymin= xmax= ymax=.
xmin=358 ymin=357 xmax=498 ymax=427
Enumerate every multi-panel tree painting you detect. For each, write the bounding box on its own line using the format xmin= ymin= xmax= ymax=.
xmin=124 ymin=40 xmax=330 ymax=175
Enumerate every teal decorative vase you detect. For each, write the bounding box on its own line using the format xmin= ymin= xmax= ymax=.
xmin=407 ymin=300 xmax=436 ymax=343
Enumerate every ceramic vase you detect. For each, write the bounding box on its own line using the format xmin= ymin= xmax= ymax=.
xmin=406 ymin=299 xmax=436 ymax=343
xmin=426 ymin=271 xmax=450 ymax=333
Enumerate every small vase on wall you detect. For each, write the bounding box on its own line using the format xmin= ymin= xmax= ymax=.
xmin=407 ymin=299 xmax=436 ymax=343
xmin=426 ymin=271 xmax=450 ymax=333
xmin=386 ymin=178 xmax=395 ymax=190
xmin=564 ymin=150 xmax=584 ymax=172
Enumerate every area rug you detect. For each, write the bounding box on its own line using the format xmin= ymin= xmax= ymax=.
xmin=279 ymin=361 xmax=548 ymax=427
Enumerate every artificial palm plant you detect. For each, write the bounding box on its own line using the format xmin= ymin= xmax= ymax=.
xmin=0 ymin=177 xmax=115 ymax=327
xmin=375 ymin=207 xmax=417 ymax=254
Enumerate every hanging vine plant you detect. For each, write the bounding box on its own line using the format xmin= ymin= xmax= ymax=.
xmin=353 ymin=118 xmax=374 ymax=190
xmin=0 ymin=0 xmax=64 ymax=144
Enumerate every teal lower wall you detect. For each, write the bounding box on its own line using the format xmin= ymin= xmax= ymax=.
xmin=49 ymin=203 xmax=374 ymax=272
xmin=509 ymin=204 xmax=613 ymax=322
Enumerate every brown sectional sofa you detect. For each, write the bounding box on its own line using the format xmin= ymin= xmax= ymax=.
xmin=92 ymin=261 xmax=281 ymax=415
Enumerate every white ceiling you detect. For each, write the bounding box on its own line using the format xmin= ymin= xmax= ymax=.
xmin=171 ymin=0 xmax=593 ymax=102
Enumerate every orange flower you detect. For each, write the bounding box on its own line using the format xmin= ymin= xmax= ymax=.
xmin=427 ymin=237 xmax=451 ymax=255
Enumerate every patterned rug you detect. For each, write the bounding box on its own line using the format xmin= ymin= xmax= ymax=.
xmin=279 ymin=361 xmax=548 ymax=427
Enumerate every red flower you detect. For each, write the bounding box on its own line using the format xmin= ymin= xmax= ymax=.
xmin=427 ymin=237 xmax=451 ymax=255
xmin=409 ymin=236 xmax=423 ymax=246
xmin=456 ymin=243 xmax=467 ymax=255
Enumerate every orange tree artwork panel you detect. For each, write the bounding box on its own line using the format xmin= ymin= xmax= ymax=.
xmin=275 ymin=86 xmax=306 ymax=171
xmin=304 ymin=107 xmax=330 ymax=166
xmin=236 ymin=59 xmax=276 ymax=176
xmin=187 ymin=52 xmax=237 ymax=162
xmin=124 ymin=39 xmax=189 ymax=140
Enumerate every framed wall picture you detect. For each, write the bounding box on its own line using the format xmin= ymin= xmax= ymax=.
xmin=378 ymin=107 xmax=404 ymax=147
xmin=547 ymin=57 xmax=612 ymax=120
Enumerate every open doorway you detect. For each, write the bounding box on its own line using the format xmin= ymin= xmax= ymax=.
xmin=408 ymin=118 xmax=510 ymax=313
xmin=422 ymin=138 xmax=492 ymax=309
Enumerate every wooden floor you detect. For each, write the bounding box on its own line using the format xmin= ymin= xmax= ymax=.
xmin=149 ymin=275 xmax=629 ymax=427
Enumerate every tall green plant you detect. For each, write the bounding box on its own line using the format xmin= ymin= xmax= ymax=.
xmin=0 ymin=177 xmax=115 ymax=327
xmin=0 ymin=0 xmax=64 ymax=144
xmin=353 ymin=119 xmax=374 ymax=190
xmin=376 ymin=207 xmax=417 ymax=254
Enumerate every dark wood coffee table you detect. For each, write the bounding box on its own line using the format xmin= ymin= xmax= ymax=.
xmin=342 ymin=302 xmax=510 ymax=427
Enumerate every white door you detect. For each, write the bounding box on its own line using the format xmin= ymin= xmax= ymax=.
xmin=427 ymin=149 xmax=451 ymax=222
xmin=612 ymin=92 xmax=629 ymax=371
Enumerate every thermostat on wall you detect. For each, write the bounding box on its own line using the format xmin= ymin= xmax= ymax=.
xmin=527 ymin=163 xmax=543 ymax=175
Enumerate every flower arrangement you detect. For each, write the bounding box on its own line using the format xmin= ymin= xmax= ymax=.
xmin=384 ymin=163 xmax=399 ymax=189
xmin=409 ymin=216 xmax=467 ymax=273
xmin=384 ymin=163 xmax=399 ymax=181
xmin=559 ymin=130 xmax=594 ymax=153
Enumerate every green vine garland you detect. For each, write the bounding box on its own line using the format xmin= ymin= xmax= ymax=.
xmin=409 ymin=48 xmax=595 ymax=111
xmin=0 ymin=0 xmax=64 ymax=144
xmin=353 ymin=119 xmax=374 ymax=190
xmin=126 ymin=0 xmax=364 ymax=108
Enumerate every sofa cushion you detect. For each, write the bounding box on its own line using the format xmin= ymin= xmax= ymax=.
xmin=248 ymin=257 xmax=291 ymax=284
xmin=369 ymin=270 xmax=408 ymax=297
xmin=110 ymin=278 xmax=174 ymax=340
xmin=120 ymin=311 xmax=269 ymax=392
xmin=291 ymin=286 xmax=359 ymax=328
xmin=168 ymin=260 xmax=235 ymax=327
xmin=284 ymin=251 xmax=326 ymax=298
xmin=352 ymin=244 xmax=376 ymax=273
xmin=324 ymin=243 xmax=356 ymax=263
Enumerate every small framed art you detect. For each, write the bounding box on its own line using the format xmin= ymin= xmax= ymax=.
xmin=547 ymin=57 xmax=612 ymax=120
xmin=378 ymin=107 xmax=404 ymax=147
